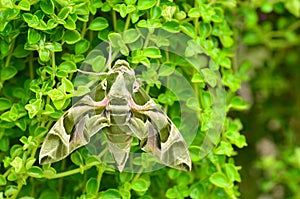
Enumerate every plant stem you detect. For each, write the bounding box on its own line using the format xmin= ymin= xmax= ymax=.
xmin=81 ymin=22 xmax=87 ymax=38
xmin=5 ymin=39 xmax=15 ymax=67
xmin=112 ymin=10 xmax=117 ymax=32
xmin=29 ymin=53 xmax=34 ymax=80
xmin=123 ymin=13 xmax=131 ymax=32
xmin=46 ymin=162 xmax=100 ymax=179
xmin=133 ymin=167 xmax=144 ymax=181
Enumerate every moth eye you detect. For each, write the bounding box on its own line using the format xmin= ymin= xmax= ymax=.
xmin=133 ymin=81 xmax=140 ymax=92
xmin=102 ymin=80 xmax=107 ymax=90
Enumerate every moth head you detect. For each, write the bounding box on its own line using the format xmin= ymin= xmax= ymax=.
xmin=111 ymin=59 xmax=135 ymax=76
xmin=106 ymin=59 xmax=139 ymax=95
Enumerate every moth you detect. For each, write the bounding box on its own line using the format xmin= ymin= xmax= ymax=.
xmin=39 ymin=59 xmax=191 ymax=171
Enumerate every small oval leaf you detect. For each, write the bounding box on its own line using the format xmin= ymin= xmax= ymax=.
xmin=1 ymin=66 xmax=17 ymax=81
xmin=88 ymin=17 xmax=109 ymax=31
xmin=86 ymin=177 xmax=99 ymax=194
xmin=209 ymin=172 xmax=230 ymax=188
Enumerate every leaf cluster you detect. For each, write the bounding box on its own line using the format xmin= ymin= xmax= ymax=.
xmin=0 ymin=0 xmax=249 ymax=199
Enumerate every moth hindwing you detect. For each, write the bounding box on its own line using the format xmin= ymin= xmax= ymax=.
xmin=39 ymin=59 xmax=191 ymax=171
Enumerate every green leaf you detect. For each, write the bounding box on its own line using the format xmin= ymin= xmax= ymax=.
xmin=158 ymin=63 xmax=175 ymax=76
xmin=108 ymin=32 xmax=123 ymax=48
xmin=1 ymin=66 xmax=17 ymax=81
xmin=186 ymin=97 xmax=200 ymax=110
xmin=86 ymin=177 xmax=99 ymax=194
xmin=242 ymin=31 xmax=260 ymax=45
xmin=123 ymin=29 xmax=140 ymax=43
xmin=43 ymin=167 xmax=57 ymax=177
xmin=64 ymin=30 xmax=81 ymax=44
xmin=58 ymin=7 xmax=70 ymax=20
xmin=0 ymin=40 xmax=10 ymax=56
xmin=137 ymin=0 xmax=156 ymax=10
xmin=64 ymin=16 xmax=76 ymax=30
xmin=25 ymin=99 xmax=42 ymax=118
xmin=125 ymin=0 xmax=137 ymax=4
xmin=189 ymin=182 xmax=205 ymax=199
xmin=45 ymin=42 xmax=62 ymax=52
xmin=199 ymin=22 xmax=211 ymax=38
xmin=229 ymin=96 xmax=249 ymax=110
xmin=38 ymin=48 xmax=50 ymax=62
xmin=88 ymin=17 xmax=109 ymax=31
xmin=98 ymin=189 xmax=121 ymax=199
xmin=163 ymin=20 xmax=179 ymax=33
xmin=222 ymin=69 xmax=241 ymax=92
xmin=25 ymin=157 xmax=36 ymax=169
xmin=168 ymin=169 xmax=180 ymax=180
xmin=47 ymin=89 xmax=65 ymax=101
xmin=0 ymin=175 xmax=7 ymax=185
xmin=285 ymin=0 xmax=300 ymax=17
xmin=143 ymin=47 xmax=161 ymax=58
xmin=27 ymin=166 xmax=43 ymax=178
xmin=14 ymin=45 xmax=31 ymax=58
xmin=215 ymin=141 xmax=234 ymax=156
xmin=180 ymin=22 xmax=196 ymax=38
xmin=39 ymin=189 xmax=59 ymax=199
xmin=177 ymin=173 xmax=192 ymax=186
xmin=225 ymin=164 xmax=241 ymax=182
xmin=191 ymin=73 xmax=204 ymax=83
xmin=58 ymin=61 xmax=77 ymax=72
xmin=137 ymin=19 xmax=162 ymax=29
xmin=209 ymin=172 xmax=230 ymax=188
xmin=18 ymin=0 xmax=31 ymax=10
xmin=10 ymin=157 xmax=23 ymax=173
xmin=4 ymin=185 xmax=18 ymax=197
xmin=88 ymin=55 xmax=106 ymax=72
xmin=71 ymin=151 xmax=83 ymax=166
xmin=62 ymin=78 xmax=74 ymax=92
xmin=7 ymin=172 xmax=17 ymax=181
xmin=0 ymin=98 xmax=11 ymax=111
xmin=33 ymin=126 xmax=48 ymax=137
xmin=40 ymin=0 xmax=55 ymax=15
xmin=166 ymin=186 xmax=189 ymax=199
xmin=114 ymin=4 xmax=130 ymax=18
xmin=119 ymin=172 xmax=133 ymax=183
xmin=0 ymin=137 xmax=9 ymax=151
xmin=150 ymin=6 xmax=162 ymax=19
xmin=75 ymin=39 xmax=90 ymax=54
xmin=220 ymin=35 xmax=234 ymax=48
xmin=201 ymin=68 xmax=218 ymax=87
xmin=188 ymin=8 xmax=200 ymax=18
xmin=15 ymin=118 xmax=27 ymax=131
xmin=159 ymin=89 xmax=177 ymax=104
xmin=132 ymin=178 xmax=150 ymax=192
xmin=211 ymin=7 xmax=224 ymax=22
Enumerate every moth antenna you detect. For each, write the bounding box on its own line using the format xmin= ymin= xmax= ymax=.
xmin=106 ymin=42 xmax=112 ymax=70
xmin=77 ymin=69 xmax=108 ymax=76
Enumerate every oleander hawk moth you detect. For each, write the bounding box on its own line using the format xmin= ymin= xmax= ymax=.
xmin=39 ymin=60 xmax=191 ymax=171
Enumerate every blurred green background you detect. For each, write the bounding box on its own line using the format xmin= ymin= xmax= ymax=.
xmin=235 ymin=1 xmax=300 ymax=198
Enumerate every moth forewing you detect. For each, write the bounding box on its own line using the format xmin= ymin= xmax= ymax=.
xmin=39 ymin=87 xmax=108 ymax=165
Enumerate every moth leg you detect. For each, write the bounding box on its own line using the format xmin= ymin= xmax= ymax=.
xmin=130 ymin=98 xmax=159 ymax=111
xmin=128 ymin=117 xmax=148 ymax=140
